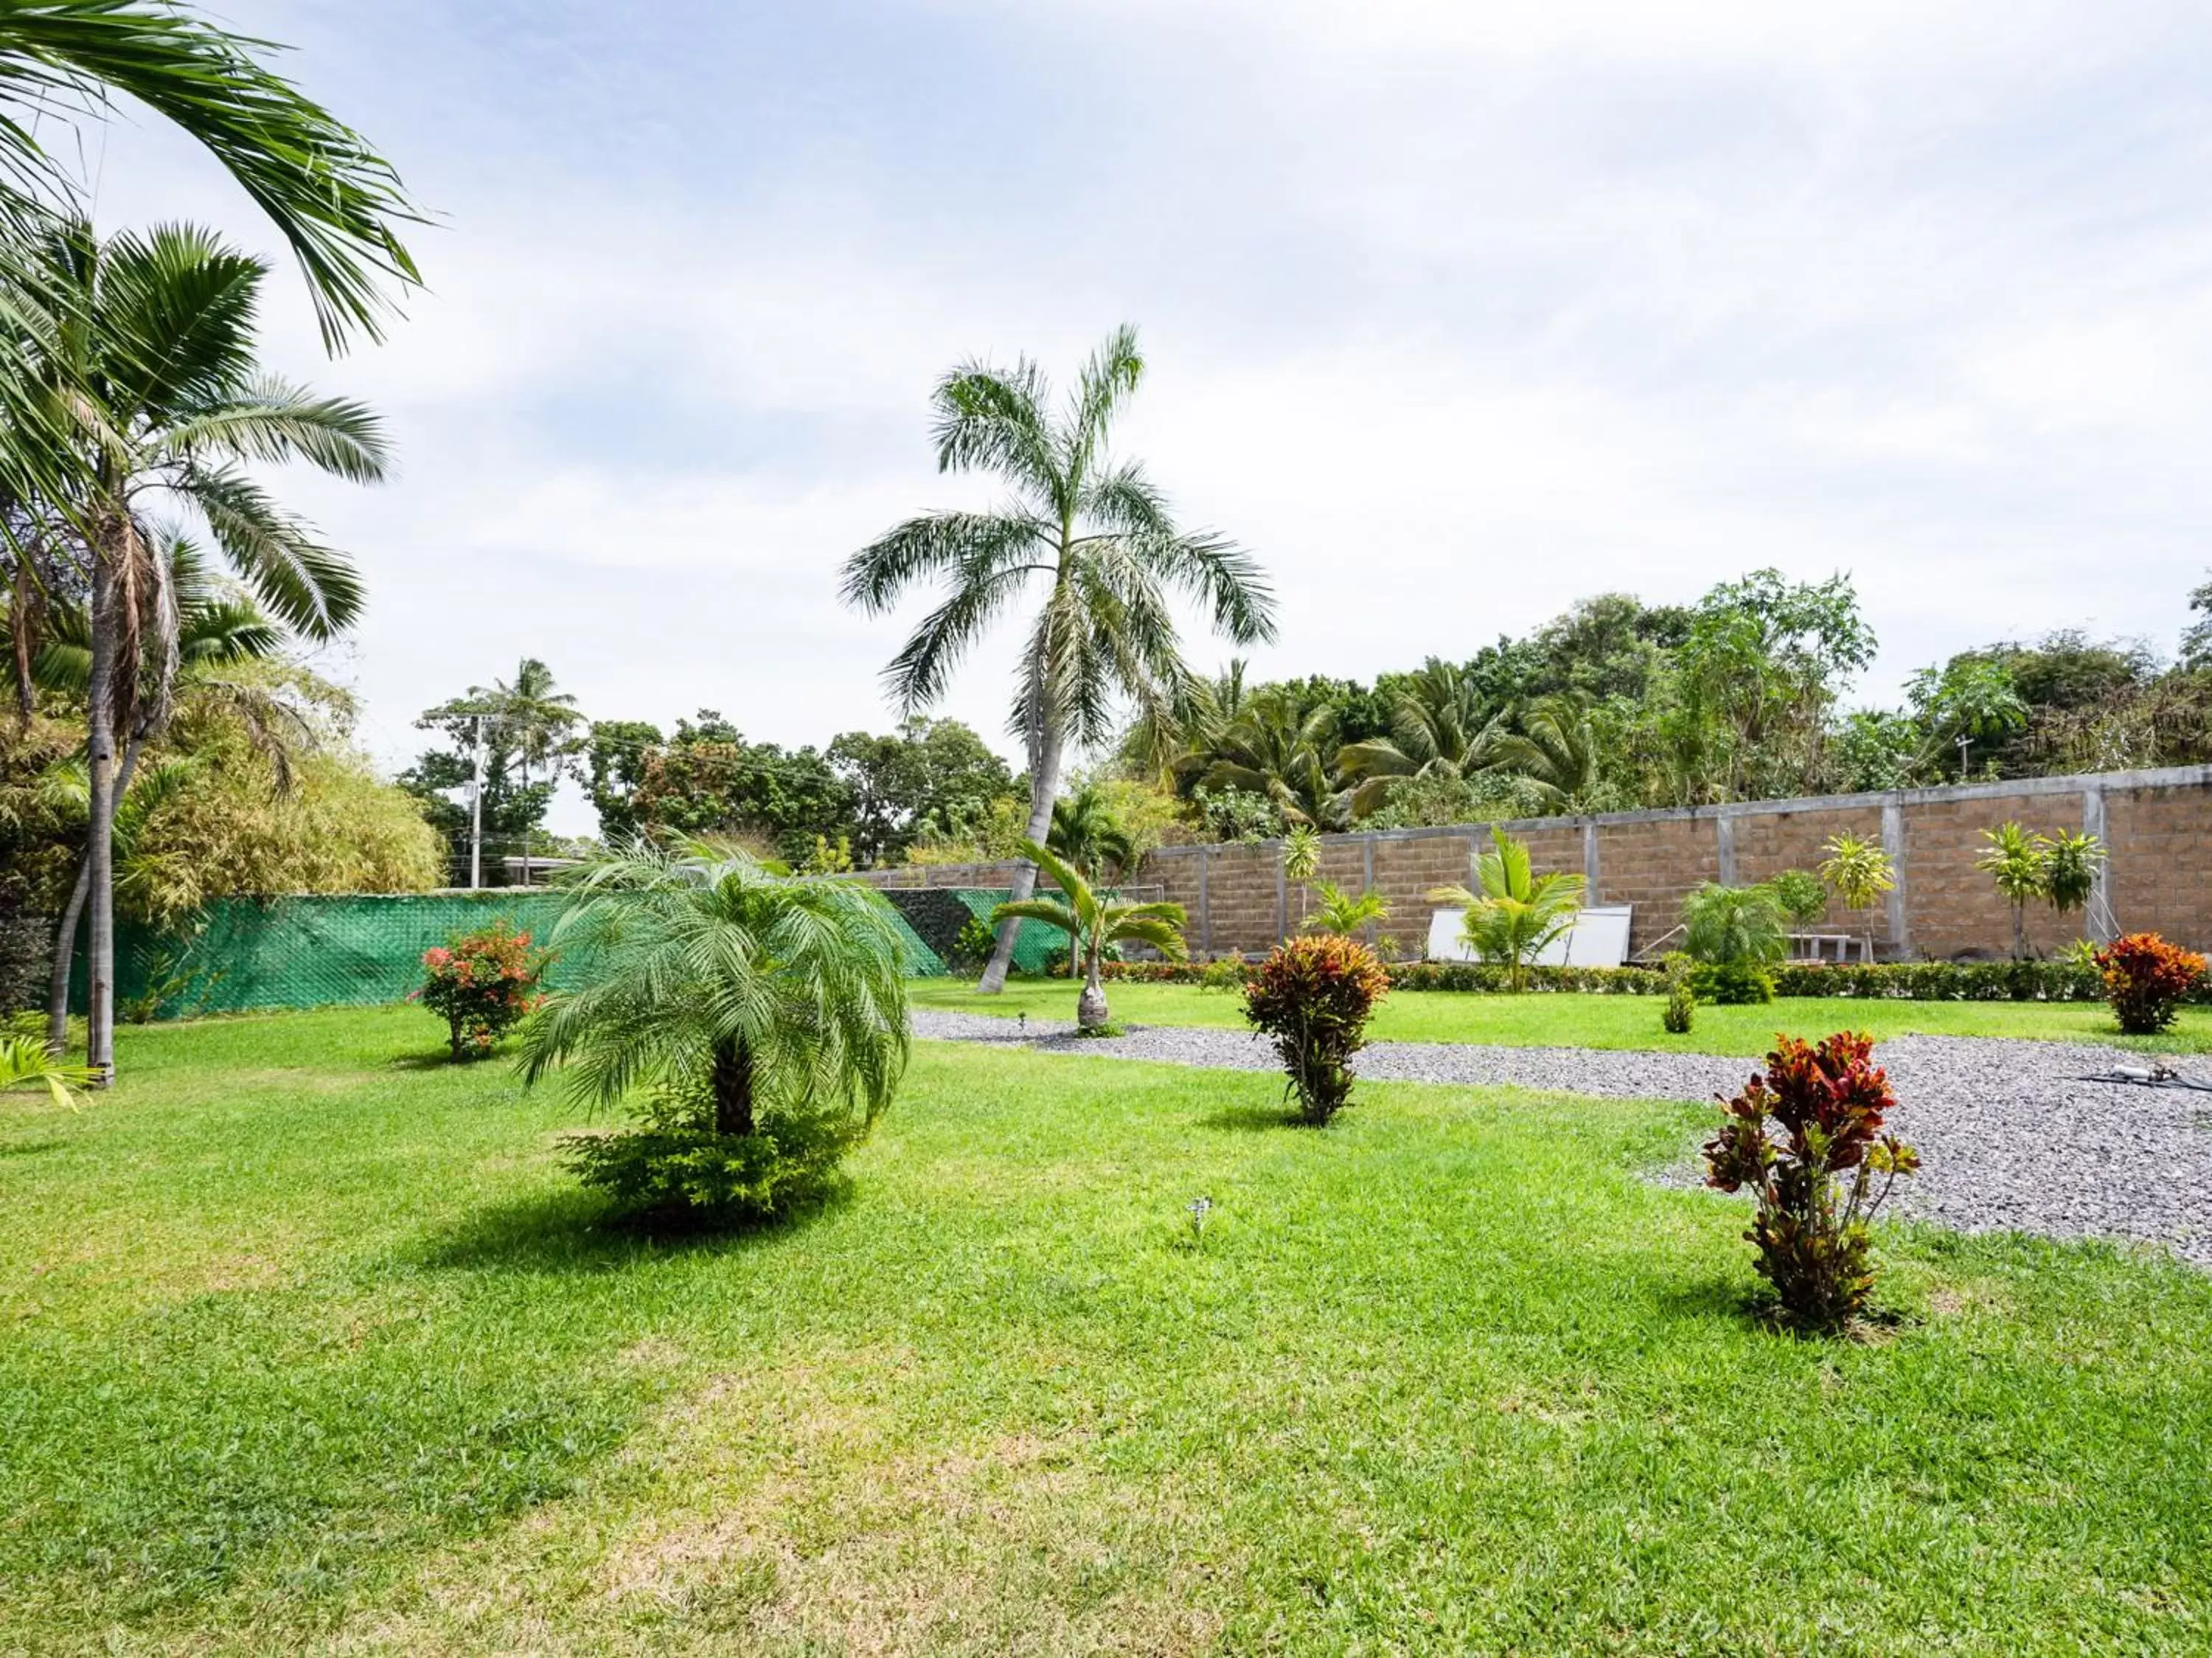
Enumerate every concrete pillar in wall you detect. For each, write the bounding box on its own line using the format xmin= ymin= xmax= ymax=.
xmin=1881 ymin=796 xmax=1907 ymax=957
xmin=1715 ymin=813 xmax=1737 ymax=887
xmin=1363 ymin=835 xmax=1377 ymax=947
xmin=1276 ymin=847 xmax=1288 ymax=944
xmin=1583 ymin=819 xmax=1601 ymax=894
xmin=1197 ymin=848 xmax=1212 ymax=957
xmin=2082 ymin=785 xmax=2114 ymax=942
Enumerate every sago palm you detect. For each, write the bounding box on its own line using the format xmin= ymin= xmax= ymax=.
xmin=993 ymin=838 xmax=1186 ymax=1031
xmin=841 ymin=325 xmax=1274 ymax=993
xmin=32 ymin=220 xmax=386 ymax=1078
xmin=1428 ymin=828 xmax=1587 ymax=992
xmin=521 ymin=839 xmax=910 ymax=1140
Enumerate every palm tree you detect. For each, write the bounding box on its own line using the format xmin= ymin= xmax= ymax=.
xmin=1046 ymin=782 xmax=1133 ymax=881
xmin=1976 ymin=822 xmax=2052 ymax=960
xmin=841 ymin=325 xmax=1275 ymax=993
xmin=1428 ymin=828 xmax=1587 ymax=992
xmin=27 ymin=221 xmax=386 ymax=1080
xmin=1304 ymin=881 xmax=1389 ymax=938
xmin=992 ymin=839 xmax=1186 ymax=1031
xmin=0 ymin=1 xmax=419 ymax=349
xmin=1188 ymin=686 xmax=1348 ymax=829
xmin=1818 ymin=831 xmax=1894 ymax=960
xmin=520 ymin=839 xmax=908 ymax=1146
xmin=1491 ymin=692 xmax=1601 ymax=810
xmin=22 ymin=535 xmax=305 ymax=1049
xmin=483 ymin=657 xmax=580 ymax=882
xmin=1338 ymin=658 xmax=1506 ymax=817
xmin=1680 ymin=882 xmax=1788 ymax=968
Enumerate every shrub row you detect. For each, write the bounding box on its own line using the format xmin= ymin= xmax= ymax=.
xmin=1100 ymin=954 xmax=2212 ymax=1004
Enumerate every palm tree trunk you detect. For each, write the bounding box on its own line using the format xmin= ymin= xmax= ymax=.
xmin=978 ymin=723 xmax=1063 ymax=993
xmin=1075 ymin=938 xmax=1106 ymax=1027
xmin=710 ymin=1036 xmax=756 ymax=1137
xmin=46 ymin=732 xmax=145 ymax=1055
xmin=82 ymin=549 xmax=120 ymax=1086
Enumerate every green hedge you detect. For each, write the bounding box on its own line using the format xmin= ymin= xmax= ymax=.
xmin=1105 ymin=954 xmax=2212 ymax=1004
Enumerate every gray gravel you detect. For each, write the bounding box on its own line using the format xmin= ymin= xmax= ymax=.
xmin=913 ymin=1010 xmax=2212 ymax=1268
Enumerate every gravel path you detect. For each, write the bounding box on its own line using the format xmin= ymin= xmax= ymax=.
xmin=913 ymin=1011 xmax=2212 ymax=1267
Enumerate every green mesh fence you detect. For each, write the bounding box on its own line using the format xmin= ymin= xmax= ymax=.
xmin=81 ymin=887 xmax=1023 ymax=1019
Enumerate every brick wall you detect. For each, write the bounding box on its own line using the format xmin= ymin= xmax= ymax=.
xmin=855 ymin=766 xmax=2212 ymax=962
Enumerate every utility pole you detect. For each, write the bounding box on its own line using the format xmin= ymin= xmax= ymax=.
xmin=1955 ymin=730 xmax=1972 ymax=780
xmin=469 ymin=712 xmax=485 ymax=890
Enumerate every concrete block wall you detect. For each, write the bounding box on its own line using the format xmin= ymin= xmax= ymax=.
xmin=864 ymin=765 xmax=2212 ymax=962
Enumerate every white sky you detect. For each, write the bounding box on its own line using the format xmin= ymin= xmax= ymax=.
xmin=77 ymin=0 xmax=2212 ymax=831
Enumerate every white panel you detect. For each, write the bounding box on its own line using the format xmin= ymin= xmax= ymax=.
xmin=1425 ymin=905 xmax=1634 ymax=968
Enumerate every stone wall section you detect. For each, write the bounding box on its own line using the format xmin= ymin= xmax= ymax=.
xmin=855 ymin=766 xmax=2212 ymax=962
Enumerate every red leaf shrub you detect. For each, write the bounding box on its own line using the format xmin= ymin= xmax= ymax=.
xmin=414 ymin=921 xmax=551 ymax=1061
xmin=2094 ymin=932 xmax=2207 ymax=1036
xmin=1703 ymin=1032 xmax=1918 ymax=1331
xmin=1241 ymin=934 xmax=1390 ymax=1124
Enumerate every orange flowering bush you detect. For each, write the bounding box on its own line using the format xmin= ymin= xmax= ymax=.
xmin=1242 ymin=934 xmax=1391 ymax=1124
xmin=414 ymin=921 xmax=550 ymax=1060
xmin=2095 ymin=932 xmax=2207 ymax=1036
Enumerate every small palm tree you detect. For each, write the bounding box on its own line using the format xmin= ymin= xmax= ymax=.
xmin=1428 ymin=828 xmax=1587 ymax=992
xmin=1976 ymin=822 xmax=2052 ymax=960
xmin=0 ymin=1033 xmax=96 ymax=1109
xmin=521 ymin=839 xmax=909 ymax=1140
xmin=1304 ymin=881 xmax=1389 ymax=939
xmin=992 ymin=839 xmax=1186 ymax=1031
xmin=1680 ymin=883 xmax=1788 ymax=968
xmin=2042 ymin=830 xmax=2106 ymax=937
xmin=1818 ymin=832 xmax=1895 ymax=960
xmin=1047 ymin=783 xmax=1133 ymax=881
xmin=843 ymin=326 xmax=1275 ymax=994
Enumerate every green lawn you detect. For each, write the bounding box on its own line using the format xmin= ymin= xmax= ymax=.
xmin=4 ymin=1005 xmax=2211 ymax=1654
xmin=913 ymin=977 xmax=2212 ymax=1055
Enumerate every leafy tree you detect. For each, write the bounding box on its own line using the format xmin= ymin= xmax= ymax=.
xmin=2184 ymin=573 xmax=2212 ymax=671
xmin=23 ymin=221 xmax=385 ymax=1081
xmin=827 ymin=717 xmax=1015 ymax=868
xmin=520 ymin=839 xmax=910 ymax=1225
xmin=627 ymin=719 xmax=852 ymax=864
xmin=410 ymin=659 xmax=580 ymax=882
xmin=1764 ymin=869 xmax=1829 ymax=929
xmin=1908 ymin=658 xmax=2028 ymax=778
xmin=1832 ymin=709 xmax=1924 ymax=792
xmin=842 ymin=325 xmax=1275 ymax=993
xmin=992 ymin=838 xmax=1186 ymax=1031
xmin=1427 ymin=828 xmax=1587 ymax=992
xmin=582 ymin=718 xmax=664 ymax=841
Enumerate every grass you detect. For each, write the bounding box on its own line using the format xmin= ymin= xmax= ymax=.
xmin=912 ymin=977 xmax=2212 ymax=1055
xmin=1 ymin=1005 xmax=2208 ymax=1653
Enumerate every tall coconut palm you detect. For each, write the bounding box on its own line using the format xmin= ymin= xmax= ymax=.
xmin=0 ymin=0 xmax=419 ymax=349
xmin=29 ymin=221 xmax=385 ymax=1079
xmin=992 ymin=839 xmax=1186 ymax=1031
xmin=842 ymin=325 xmax=1275 ymax=993
xmin=1338 ymin=657 xmax=1506 ymax=818
xmin=23 ymin=535 xmax=299 ymax=1048
xmin=1186 ymin=685 xmax=1348 ymax=829
xmin=1491 ymin=692 xmax=1601 ymax=810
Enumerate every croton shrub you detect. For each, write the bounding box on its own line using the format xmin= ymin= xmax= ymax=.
xmin=2095 ymin=932 xmax=2207 ymax=1036
xmin=1241 ymin=933 xmax=1391 ymax=1125
xmin=414 ymin=921 xmax=551 ymax=1061
xmin=1703 ymin=1032 xmax=1919 ymax=1332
